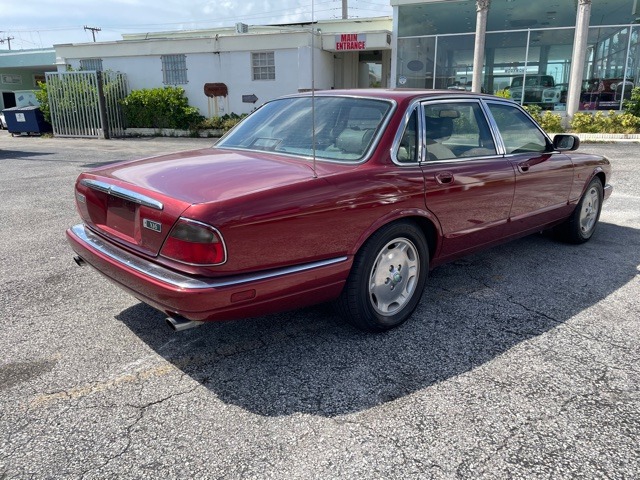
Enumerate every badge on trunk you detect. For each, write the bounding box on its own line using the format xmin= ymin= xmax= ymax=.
xmin=143 ymin=219 xmax=162 ymax=233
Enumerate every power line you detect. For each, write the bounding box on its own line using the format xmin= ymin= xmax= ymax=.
xmin=0 ymin=35 xmax=15 ymax=50
xmin=84 ymin=25 xmax=101 ymax=42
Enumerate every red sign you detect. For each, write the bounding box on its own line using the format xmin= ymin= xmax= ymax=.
xmin=335 ymin=33 xmax=366 ymax=51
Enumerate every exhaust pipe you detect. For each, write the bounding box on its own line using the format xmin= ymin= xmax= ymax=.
xmin=74 ymin=256 xmax=86 ymax=267
xmin=166 ymin=315 xmax=204 ymax=332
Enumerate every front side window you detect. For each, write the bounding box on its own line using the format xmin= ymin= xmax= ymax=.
xmin=487 ymin=103 xmax=548 ymax=154
xmin=423 ymin=102 xmax=497 ymax=161
xmin=252 ymin=52 xmax=275 ymax=80
xmin=217 ymin=96 xmax=392 ymax=162
xmin=161 ymin=54 xmax=188 ymax=85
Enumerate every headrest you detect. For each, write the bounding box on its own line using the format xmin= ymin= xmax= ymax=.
xmin=336 ymin=128 xmax=374 ymax=155
xmin=425 ymin=116 xmax=453 ymax=142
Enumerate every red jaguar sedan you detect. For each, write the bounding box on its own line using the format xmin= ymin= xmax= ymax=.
xmin=67 ymin=90 xmax=612 ymax=332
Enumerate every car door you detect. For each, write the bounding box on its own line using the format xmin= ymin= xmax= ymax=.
xmin=418 ymin=100 xmax=516 ymax=261
xmin=485 ymin=101 xmax=574 ymax=233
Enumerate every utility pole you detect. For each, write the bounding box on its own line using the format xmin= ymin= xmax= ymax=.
xmin=342 ymin=0 xmax=348 ymax=19
xmin=84 ymin=26 xmax=101 ymax=42
xmin=0 ymin=36 xmax=14 ymax=50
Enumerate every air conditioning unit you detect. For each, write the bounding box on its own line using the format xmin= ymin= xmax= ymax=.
xmin=235 ymin=23 xmax=248 ymax=34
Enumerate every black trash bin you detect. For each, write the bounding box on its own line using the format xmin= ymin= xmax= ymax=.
xmin=2 ymin=106 xmax=52 ymax=135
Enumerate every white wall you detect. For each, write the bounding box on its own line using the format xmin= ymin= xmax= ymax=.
xmin=65 ymin=47 xmax=327 ymax=116
xmin=297 ymin=46 xmax=334 ymax=91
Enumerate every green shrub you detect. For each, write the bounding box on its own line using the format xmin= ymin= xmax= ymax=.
xmin=522 ymin=105 xmax=563 ymax=133
xmin=570 ymin=110 xmax=640 ymax=134
xmin=569 ymin=112 xmax=598 ymax=133
xmin=623 ymin=86 xmax=640 ymax=117
xmin=35 ymin=81 xmax=51 ymax=124
xmin=523 ymin=104 xmax=542 ymax=122
xmin=196 ymin=113 xmax=247 ymax=132
xmin=120 ymin=86 xmax=203 ymax=129
xmin=494 ymin=89 xmax=511 ymax=99
xmin=539 ymin=111 xmax=563 ymax=133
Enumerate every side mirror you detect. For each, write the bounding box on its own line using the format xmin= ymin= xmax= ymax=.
xmin=553 ymin=134 xmax=580 ymax=152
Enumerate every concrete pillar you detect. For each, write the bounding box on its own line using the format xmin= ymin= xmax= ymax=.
xmin=472 ymin=0 xmax=490 ymax=93
xmin=539 ymin=45 xmax=550 ymax=75
xmin=566 ymin=0 xmax=592 ymax=119
xmin=485 ymin=48 xmax=495 ymax=93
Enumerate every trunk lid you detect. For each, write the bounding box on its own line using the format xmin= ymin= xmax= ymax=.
xmin=75 ymin=148 xmax=316 ymax=256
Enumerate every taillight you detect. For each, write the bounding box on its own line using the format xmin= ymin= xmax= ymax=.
xmin=160 ymin=218 xmax=226 ymax=266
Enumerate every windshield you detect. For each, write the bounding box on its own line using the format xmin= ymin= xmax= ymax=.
xmin=217 ymin=96 xmax=393 ymax=162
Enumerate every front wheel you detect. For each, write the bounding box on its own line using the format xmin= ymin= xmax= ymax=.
xmin=335 ymin=221 xmax=429 ymax=332
xmin=557 ymin=178 xmax=603 ymax=244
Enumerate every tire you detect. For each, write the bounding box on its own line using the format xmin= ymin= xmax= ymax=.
xmin=335 ymin=221 xmax=429 ymax=332
xmin=557 ymin=177 xmax=603 ymax=244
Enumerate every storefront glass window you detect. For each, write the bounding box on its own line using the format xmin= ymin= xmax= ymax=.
xmin=397 ymin=37 xmax=436 ymax=88
xmin=396 ymin=0 xmax=639 ymax=111
xmin=433 ymin=34 xmax=476 ymax=90
xmin=398 ymin=1 xmax=476 ymax=37
xmin=580 ymin=25 xmax=639 ymax=111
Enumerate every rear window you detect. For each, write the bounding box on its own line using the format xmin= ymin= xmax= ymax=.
xmin=217 ymin=96 xmax=392 ymax=162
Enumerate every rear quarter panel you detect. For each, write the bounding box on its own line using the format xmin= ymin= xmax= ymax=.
xmin=183 ymin=163 xmax=428 ymax=276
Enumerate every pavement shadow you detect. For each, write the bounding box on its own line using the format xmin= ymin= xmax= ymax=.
xmin=0 ymin=149 xmax=53 ymax=160
xmin=117 ymin=221 xmax=640 ymax=417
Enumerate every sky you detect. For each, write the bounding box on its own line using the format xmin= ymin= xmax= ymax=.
xmin=0 ymin=0 xmax=392 ymax=50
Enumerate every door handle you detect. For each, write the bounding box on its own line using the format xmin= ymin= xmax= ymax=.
xmin=518 ymin=161 xmax=531 ymax=173
xmin=435 ymin=172 xmax=454 ymax=184
xmin=518 ymin=155 xmax=549 ymax=173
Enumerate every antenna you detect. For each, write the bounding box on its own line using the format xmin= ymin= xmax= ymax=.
xmin=311 ymin=0 xmax=318 ymax=179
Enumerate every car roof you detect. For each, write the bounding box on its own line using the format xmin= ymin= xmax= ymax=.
xmin=287 ymin=88 xmax=497 ymax=103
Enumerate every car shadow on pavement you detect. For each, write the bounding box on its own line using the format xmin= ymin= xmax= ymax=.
xmin=116 ymin=221 xmax=640 ymax=417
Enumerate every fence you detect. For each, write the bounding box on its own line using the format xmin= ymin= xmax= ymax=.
xmin=45 ymin=71 xmax=128 ymax=138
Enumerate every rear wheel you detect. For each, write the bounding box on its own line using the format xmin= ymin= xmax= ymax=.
xmin=336 ymin=221 xmax=429 ymax=332
xmin=557 ymin=177 xmax=603 ymax=244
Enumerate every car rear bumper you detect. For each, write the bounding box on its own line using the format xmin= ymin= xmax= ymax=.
xmin=67 ymin=224 xmax=350 ymax=322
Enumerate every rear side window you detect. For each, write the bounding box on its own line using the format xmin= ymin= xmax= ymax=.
xmin=396 ymin=109 xmax=419 ymax=164
xmin=422 ymin=102 xmax=497 ymax=161
xmin=487 ymin=103 xmax=548 ymax=154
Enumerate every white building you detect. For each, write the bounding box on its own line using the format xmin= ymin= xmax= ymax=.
xmin=54 ymin=18 xmax=392 ymax=117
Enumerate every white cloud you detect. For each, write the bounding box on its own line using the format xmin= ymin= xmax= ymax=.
xmin=1 ymin=0 xmax=392 ymax=50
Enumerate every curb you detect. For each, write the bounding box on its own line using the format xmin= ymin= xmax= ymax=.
xmin=125 ymin=127 xmax=224 ymax=138
xmin=549 ymin=133 xmax=640 ymax=143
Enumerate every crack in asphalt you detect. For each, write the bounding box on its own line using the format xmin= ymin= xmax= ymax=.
xmin=78 ymin=383 xmax=201 ymax=479
xmin=335 ymin=417 xmax=445 ymax=475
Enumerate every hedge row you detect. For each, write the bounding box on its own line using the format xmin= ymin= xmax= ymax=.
xmin=119 ymin=86 xmax=247 ymax=132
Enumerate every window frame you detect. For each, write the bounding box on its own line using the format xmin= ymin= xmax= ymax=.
xmin=251 ymin=51 xmax=276 ymax=81
xmin=79 ymin=58 xmax=103 ymax=72
xmin=392 ymin=98 xmax=502 ymax=166
xmin=483 ymin=99 xmax=554 ymax=156
xmin=161 ymin=54 xmax=188 ymax=85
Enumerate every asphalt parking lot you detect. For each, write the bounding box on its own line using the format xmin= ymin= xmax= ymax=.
xmin=0 ymin=132 xmax=638 ymax=479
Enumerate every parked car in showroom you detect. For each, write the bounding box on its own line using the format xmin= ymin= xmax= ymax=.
xmin=510 ymin=74 xmax=556 ymax=108
xmin=542 ymin=82 xmax=568 ymax=107
xmin=67 ymin=89 xmax=612 ymax=332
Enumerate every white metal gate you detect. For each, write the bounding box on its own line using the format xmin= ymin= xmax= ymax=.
xmin=45 ymin=71 xmax=128 ymax=138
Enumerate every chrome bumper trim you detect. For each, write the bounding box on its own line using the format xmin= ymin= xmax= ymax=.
xmin=80 ymin=179 xmax=164 ymax=211
xmin=604 ymin=183 xmax=613 ymax=199
xmin=69 ymin=224 xmax=348 ymax=290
